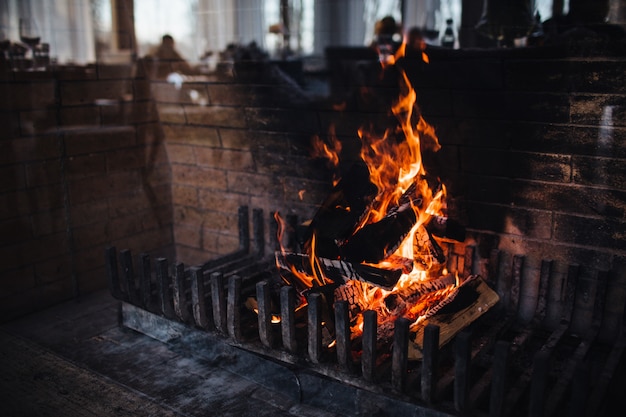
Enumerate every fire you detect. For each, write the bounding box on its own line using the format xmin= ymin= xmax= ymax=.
xmin=311 ymin=125 xmax=342 ymax=187
xmin=275 ymin=38 xmax=463 ymax=345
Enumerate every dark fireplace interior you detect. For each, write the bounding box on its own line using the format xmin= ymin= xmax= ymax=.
xmin=2 ymin=1 xmax=626 ymax=416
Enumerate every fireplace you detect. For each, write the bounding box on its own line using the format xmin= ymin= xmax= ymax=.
xmin=106 ymin=203 xmax=624 ymax=417
xmin=98 ymin=23 xmax=626 ymax=417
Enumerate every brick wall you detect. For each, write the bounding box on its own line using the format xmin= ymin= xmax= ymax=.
xmin=406 ymin=44 xmax=626 ymax=330
xmin=409 ymin=47 xmax=626 ymax=270
xmin=150 ymin=61 xmax=333 ymax=266
xmin=0 ymin=64 xmax=174 ymax=321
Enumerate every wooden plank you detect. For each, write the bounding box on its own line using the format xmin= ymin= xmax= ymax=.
xmin=409 ymin=277 xmax=499 ymax=360
xmin=275 ymin=252 xmax=403 ymax=289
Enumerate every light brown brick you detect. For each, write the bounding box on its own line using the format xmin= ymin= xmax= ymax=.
xmin=226 ymin=171 xmax=274 ymax=195
xmin=185 ymin=105 xmax=247 ymax=128
xmin=166 ymin=143 xmax=197 ymax=164
xmin=171 ymin=164 xmax=227 ymax=189
xmin=173 ymin=205 xmax=204 ymax=227
xmin=201 ymin=210 xmax=238 ymax=234
xmin=172 ymin=184 xmax=199 ymax=207
xmin=173 ymin=224 xmax=201 ymax=249
xmin=162 ymin=124 xmax=220 ymax=146
xmin=157 ymin=104 xmax=186 ymax=123
xmin=197 ymin=190 xmax=242 ymax=213
xmin=195 ymin=147 xmax=254 ymax=171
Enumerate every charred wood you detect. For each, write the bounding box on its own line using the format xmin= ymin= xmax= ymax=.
xmin=339 ymin=182 xmax=423 ymax=264
xmin=275 ymin=252 xmax=402 ymax=290
xmin=303 ymin=161 xmax=377 ymax=259
xmin=425 ymin=215 xmax=466 ymax=242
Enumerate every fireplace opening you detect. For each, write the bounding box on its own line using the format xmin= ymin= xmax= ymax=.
xmin=107 ymin=202 xmax=625 ymax=417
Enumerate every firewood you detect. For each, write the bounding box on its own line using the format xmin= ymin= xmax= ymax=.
xmin=334 ymin=280 xmax=369 ymax=317
xmin=425 ymin=215 xmax=466 ymax=242
xmin=413 ymin=224 xmax=446 ymax=270
xmin=275 ymin=252 xmax=402 ymax=290
xmin=336 ymin=178 xmax=434 ymax=264
xmin=302 ymin=161 xmax=378 ymax=259
xmin=383 ymin=273 xmax=457 ymax=312
xmin=408 ymin=276 xmax=500 ymax=360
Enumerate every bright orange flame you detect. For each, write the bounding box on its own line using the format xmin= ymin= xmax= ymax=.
xmin=308 ymin=233 xmax=328 ymax=287
xmin=279 ymin=40 xmax=458 ymax=343
xmin=311 ymin=125 xmax=342 ymax=186
xmin=273 ymin=212 xmax=287 ymax=255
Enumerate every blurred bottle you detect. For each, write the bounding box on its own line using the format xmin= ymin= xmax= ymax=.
xmin=442 ymin=18 xmax=455 ymax=48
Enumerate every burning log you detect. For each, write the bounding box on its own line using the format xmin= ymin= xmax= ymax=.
xmin=334 ymin=179 xmax=464 ymax=265
xmin=275 ymin=252 xmax=403 ymax=290
xmin=339 ymin=191 xmax=420 ymax=263
xmin=425 ymin=215 xmax=466 ymax=242
xmin=303 ymin=161 xmax=378 ymax=260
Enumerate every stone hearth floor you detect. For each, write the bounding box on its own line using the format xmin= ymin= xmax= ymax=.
xmin=0 ymin=290 xmax=340 ymax=417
